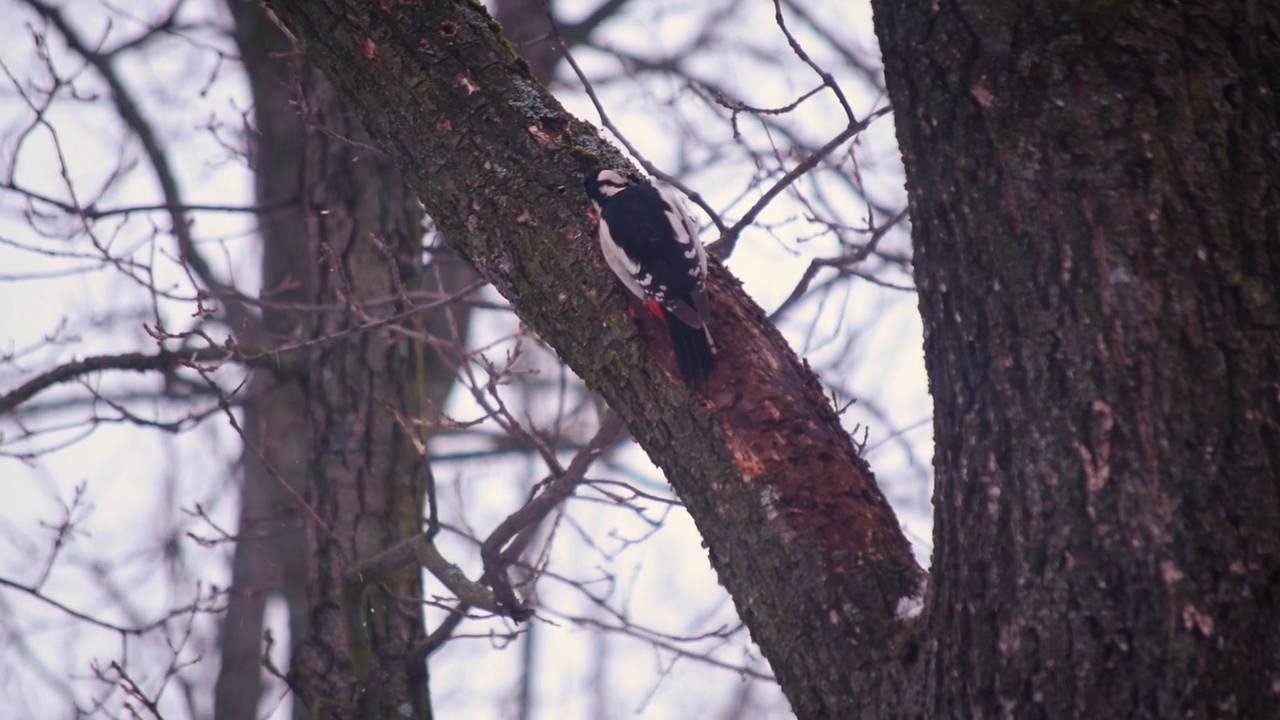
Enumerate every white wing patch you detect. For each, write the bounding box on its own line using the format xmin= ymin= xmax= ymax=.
xmin=656 ymin=183 xmax=708 ymax=280
xmin=597 ymin=216 xmax=647 ymax=300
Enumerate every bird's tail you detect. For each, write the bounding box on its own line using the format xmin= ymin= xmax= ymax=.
xmin=667 ymin=320 xmax=715 ymax=392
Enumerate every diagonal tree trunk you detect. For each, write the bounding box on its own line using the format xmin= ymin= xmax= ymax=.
xmin=261 ymin=2 xmax=923 ymax=718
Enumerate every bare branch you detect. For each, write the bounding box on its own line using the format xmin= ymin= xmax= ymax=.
xmin=480 ymin=412 xmax=627 ymax=613
xmin=0 ymin=575 xmax=216 ymax=637
xmin=708 ymin=106 xmax=892 ymax=259
xmin=23 ymin=0 xmax=252 ymax=329
xmin=771 ymin=207 xmax=909 ymax=320
xmin=0 ymin=348 xmax=223 ymax=416
xmin=773 ymin=0 xmax=854 ymax=122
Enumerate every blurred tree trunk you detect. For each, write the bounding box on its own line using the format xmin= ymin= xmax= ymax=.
xmin=215 ymin=5 xmax=314 ymax=718
xmin=216 ymin=3 xmax=474 ymax=718
xmin=870 ymin=2 xmax=1280 ymax=717
xmin=493 ymin=0 xmax=560 ymax=84
xmin=494 ymin=0 xmax=639 ymax=86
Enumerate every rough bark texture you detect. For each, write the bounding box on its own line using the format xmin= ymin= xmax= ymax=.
xmin=286 ymin=69 xmax=430 ymax=713
xmin=217 ymin=2 xmax=474 ymax=717
xmin=871 ymin=2 xmax=1280 ymax=717
xmin=263 ymin=2 xmax=924 ymax=718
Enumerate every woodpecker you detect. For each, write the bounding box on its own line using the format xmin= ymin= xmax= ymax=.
xmin=584 ymin=168 xmax=715 ymax=391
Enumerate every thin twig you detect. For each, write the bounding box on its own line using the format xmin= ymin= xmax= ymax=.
xmin=773 ymin=0 xmax=854 ymax=122
xmin=0 ymin=575 xmax=212 ymax=637
xmin=550 ymin=16 xmax=728 ymax=236
xmin=770 ymin=207 xmax=909 ymax=320
xmin=708 ymin=106 xmax=891 ymax=259
xmin=24 ymin=0 xmax=252 ymax=329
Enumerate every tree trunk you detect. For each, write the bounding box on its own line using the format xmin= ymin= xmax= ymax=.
xmin=262 ymin=2 xmax=924 ymax=718
xmin=218 ymin=3 xmax=474 ymax=718
xmin=216 ymin=5 xmax=316 ymax=717
xmin=285 ymin=66 xmax=429 ymax=711
xmin=493 ymin=0 xmax=560 ymax=84
xmin=871 ymin=2 xmax=1280 ymax=717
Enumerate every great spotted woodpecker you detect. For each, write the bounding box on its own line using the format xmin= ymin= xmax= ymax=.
xmin=584 ymin=168 xmax=715 ymax=391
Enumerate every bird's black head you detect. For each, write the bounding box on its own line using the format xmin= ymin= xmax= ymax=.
xmin=584 ymin=168 xmax=642 ymax=206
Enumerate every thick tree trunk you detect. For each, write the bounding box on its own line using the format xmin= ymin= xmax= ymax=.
xmin=262 ymin=2 xmax=924 ymax=718
xmin=218 ymin=3 xmax=475 ymax=718
xmin=871 ymin=3 xmax=1280 ymax=717
xmin=285 ymin=66 xmax=431 ymax=712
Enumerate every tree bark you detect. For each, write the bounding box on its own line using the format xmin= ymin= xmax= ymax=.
xmin=262 ymin=2 xmax=924 ymax=718
xmin=871 ymin=2 xmax=1280 ymax=717
xmin=218 ymin=3 xmax=474 ymax=718
xmin=285 ymin=69 xmax=430 ymax=712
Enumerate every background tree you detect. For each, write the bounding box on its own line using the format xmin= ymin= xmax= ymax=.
xmin=215 ymin=2 xmax=479 ymax=717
